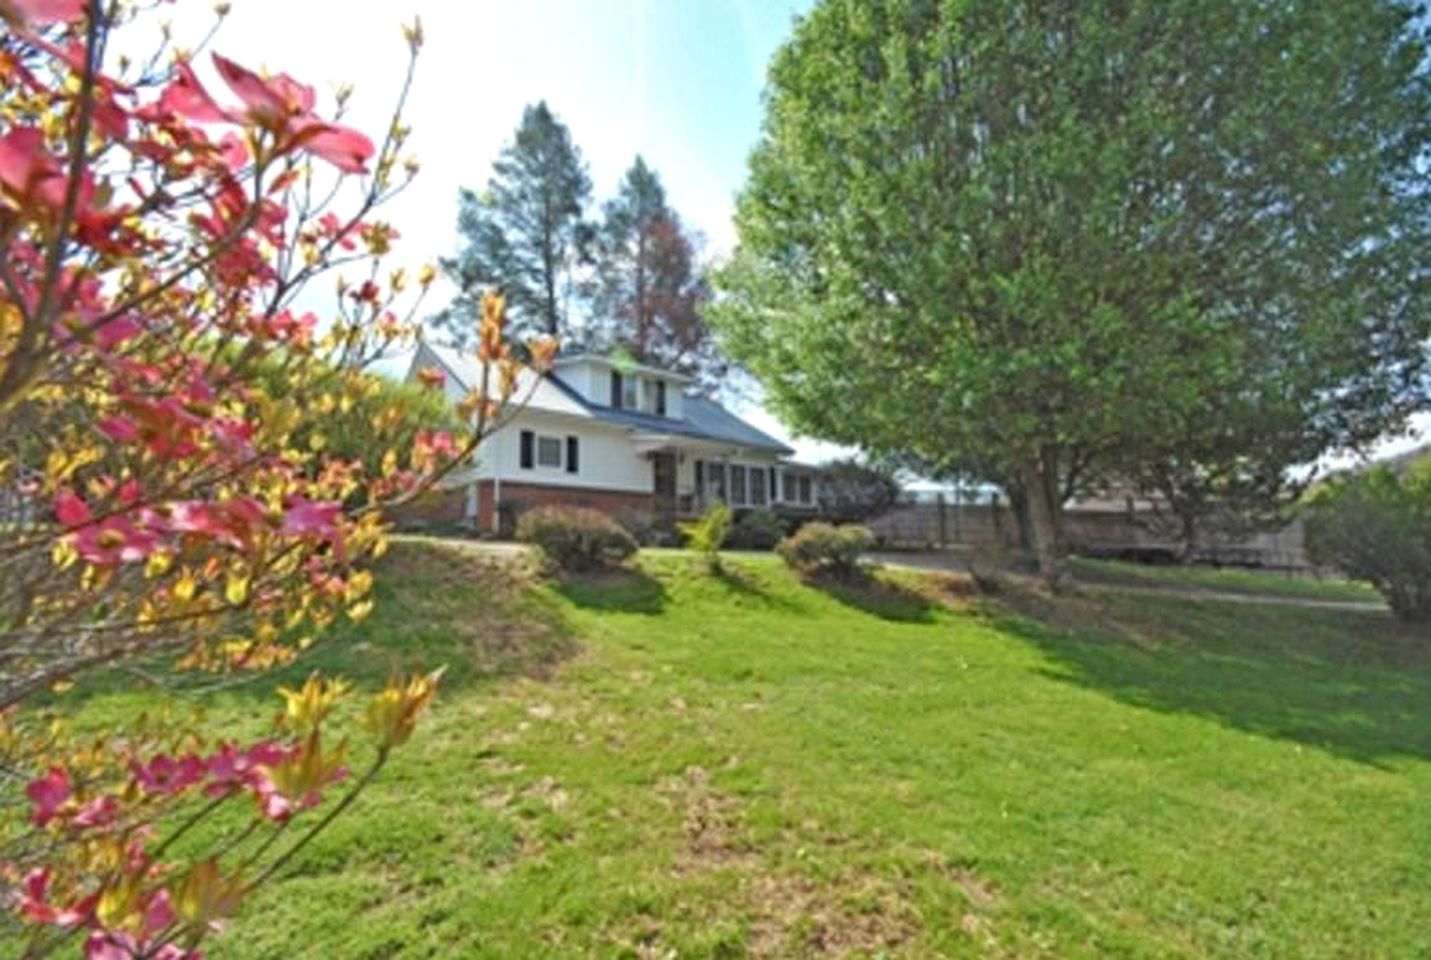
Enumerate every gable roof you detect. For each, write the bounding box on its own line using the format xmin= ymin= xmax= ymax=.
xmin=553 ymin=351 xmax=695 ymax=384
xmin=418 ymin=342 xmax=590 ymax=419
xmin=412 ymin=342 xmax=793 ymax=455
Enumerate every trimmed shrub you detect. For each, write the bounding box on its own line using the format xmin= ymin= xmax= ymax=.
xmin=516 ymin=505 xmax=639 ymax=572
xmin=727 ymin=508 xmax=787 ymax=551
xmin=1303 ymin=464 xmax=1431 ymax=622
xmin=614 ymin=509 xmax=670 ymax=547
xmin=777 ymin=521 xmax=874 ymax=577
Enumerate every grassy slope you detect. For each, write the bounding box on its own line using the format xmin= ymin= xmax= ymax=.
xmin=49 ymin=544 xmax=1431 ymax=958
xmin=1068 ymin=556 xmax=1381 ymax=603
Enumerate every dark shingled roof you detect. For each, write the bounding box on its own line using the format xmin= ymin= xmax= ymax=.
xmin=545 ymin=373 xmax=793 ymax=454
xmin=422 ymin=343 xmax=792 ymax=455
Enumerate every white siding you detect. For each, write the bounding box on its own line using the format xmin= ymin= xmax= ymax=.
xmin=483 ymin=410 xmax=652 ymax=493
xmin=410 ymin=342 xmax=590 ymax=419
xmin=664 ymin=386 xmax=685 ymax=420
xmin=551 ymin=359 xmax=605 ymax=405
xmin=551 ymin=356 xmax=686 ymax=419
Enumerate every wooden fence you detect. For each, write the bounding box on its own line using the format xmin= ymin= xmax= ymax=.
xmin=868 ymin=497 xmax=1309 ymax=570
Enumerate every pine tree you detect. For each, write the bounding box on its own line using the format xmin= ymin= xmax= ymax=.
xmin=434 ymin=102 xmax=591 ymax=344
xmin=592 ymin=157 xmax=725 ymax=385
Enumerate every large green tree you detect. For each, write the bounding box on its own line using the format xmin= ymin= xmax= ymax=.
xmin=592 ymin=157 xmax=726 ymax=385
xmin=714 ymin=0 xmax=1431 ymax=585
xmin=436 ymin=101 xmax=592 ymax=343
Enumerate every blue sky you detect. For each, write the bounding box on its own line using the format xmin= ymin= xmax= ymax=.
xmin=165 ymin=0 xmax=846 ymax=459
xmin=150 ymin=1 xmax=1426 ymax=467
xmin=180 ymin=0 xmax=812 ymax=255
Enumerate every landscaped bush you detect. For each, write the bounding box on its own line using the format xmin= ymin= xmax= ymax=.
xmin=679 ymin=503 xmax=731 ymax=569
xmin=968 ymin=544 xmax=1014 ymax=595
xmin=727 ymin=508 xmax=787 ymax=550
xmin=615 ymin=509 xmax=674 ymax=547
xmin=517 ymin=505 xmax=639 ymax=572
xmin=777 ymin=521 xmax=874 ymax=577
xmin=1303 ymin=464 xmax=1431 ymax=623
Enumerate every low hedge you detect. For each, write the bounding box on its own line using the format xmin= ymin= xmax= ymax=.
xmin=776 ymin=521 xmax=873 ymax=577
xmin=727 ymin=508 xmax=787 ymax=551
xmin=516 ymin=505 xmax=638 ymax=572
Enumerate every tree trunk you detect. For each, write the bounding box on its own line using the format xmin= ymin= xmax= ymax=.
xmin=1018 ymin=453 xmax=1071 ymax=592
xmin=1175 ymin=509 xmax=1198 ymax=564
xmin=1006 ymin=483 xmax=1033 ymax=551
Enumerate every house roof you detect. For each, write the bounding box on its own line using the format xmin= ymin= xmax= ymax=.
xmin=415 ymin=342 xmax=793 ymax=456
xmin=552 ymin=351 xmax=696 ymax=384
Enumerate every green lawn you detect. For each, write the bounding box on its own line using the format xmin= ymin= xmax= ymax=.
xmin=49 ymin=542 xmax=1431 ymax=957
xmin=1068 ymin=556 xmax=1382 ymax=604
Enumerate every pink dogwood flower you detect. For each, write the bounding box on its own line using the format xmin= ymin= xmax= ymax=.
xmin=26 ymin=768 xmax=71 ymax=826
xmin=154 ymin=54 xmax=375 ymax=173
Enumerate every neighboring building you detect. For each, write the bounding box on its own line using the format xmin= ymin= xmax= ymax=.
xmin=1379 ymin=441 xmax=1430 ymax=476
xmin=403 ymin=344 xmax=821 ymax=534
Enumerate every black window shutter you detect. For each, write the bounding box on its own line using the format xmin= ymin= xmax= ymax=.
xmin=769 ymin=468 xmax=777 ymax=499
xmin=656 ymin=381 xmax=667 ymax=416
xmin=566 ymin=436 xmax=579 ymax=474
xmin=695 ymin=459 xmax=704 ymax=488
xmin=610 ymin=370 xmax=623 ymax=408
xmin=519 ymin=430 xmax=534 ymax=469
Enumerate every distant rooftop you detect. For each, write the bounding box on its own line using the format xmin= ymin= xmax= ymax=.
xmin=1379 ymin=442 xmax=1430 ymax=475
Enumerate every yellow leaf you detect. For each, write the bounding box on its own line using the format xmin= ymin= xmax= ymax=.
xmin=145 ymin=551 xmax=174 ymax=579
xmin=52 ymin=538 xmax=77 ymax=570
xmin=225 ymin=575 xmax=250 ymax=606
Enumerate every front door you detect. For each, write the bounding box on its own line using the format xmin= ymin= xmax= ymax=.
xmin=652 ymin=451 xmax=678 ymax=525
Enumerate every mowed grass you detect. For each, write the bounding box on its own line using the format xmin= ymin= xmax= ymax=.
xmin=48 ymin=541 xmax=1431 ymax=958
xmin=1068 ymin=556 xmax=1381 ymax=604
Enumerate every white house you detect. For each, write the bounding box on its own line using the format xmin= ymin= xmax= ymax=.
xmin=404 ymin=343 xmax=821 ymax=534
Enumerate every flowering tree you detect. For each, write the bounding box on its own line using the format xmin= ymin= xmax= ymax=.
xmin=0 ymin=2 xmax=550 ymax=956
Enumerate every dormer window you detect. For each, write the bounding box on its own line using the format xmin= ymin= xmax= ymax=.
xmin=588 ymin=359 xmax=680 ymax=416
xmin=638 ymin=378 xmax=666 ymax=415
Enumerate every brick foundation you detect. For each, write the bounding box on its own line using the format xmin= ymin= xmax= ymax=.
xmin=387 ymin=485 xmax=471 ymax=530
xmin=477 ymin=480 xmax=655 ymax=535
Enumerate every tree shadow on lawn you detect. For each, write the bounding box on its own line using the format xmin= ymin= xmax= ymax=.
xmin=803 ymin=567 xmax=939 ymax=624
xmin=64 ymin=540 xmax=580 ymax=709
xmin=554 ymin=565 xmax=669 ymax=615
xmin=707 ymin=562 xmax=807 ymax=613
xmin=987 ymin=584 xmax=1431 ymax=765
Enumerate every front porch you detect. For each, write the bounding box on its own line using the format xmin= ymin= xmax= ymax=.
xmin=632 ymin=432 xmax=820 ymax=522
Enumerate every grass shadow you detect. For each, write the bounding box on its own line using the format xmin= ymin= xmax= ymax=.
xmin=64 ymin=540 xmax=580 ymax=710
xmin=985 ymin=583 xmax=1431 ymax=765
xmin=804 ymin=566 xmax=939 ymax=624
xmin=704 ymin=562 xmax=806 ymax=613
xmin=555 ymin=565 xmax=669 ymax=615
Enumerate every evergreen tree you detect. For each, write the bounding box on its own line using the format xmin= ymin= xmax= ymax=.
xmin=592 ymin=157 xmax=725 ymax=386
xmin=434 ymin=101 xmax=591 ymax=344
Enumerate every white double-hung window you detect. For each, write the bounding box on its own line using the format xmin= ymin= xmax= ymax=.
xmin=536 ymin=435 xmax=562 ymax=468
